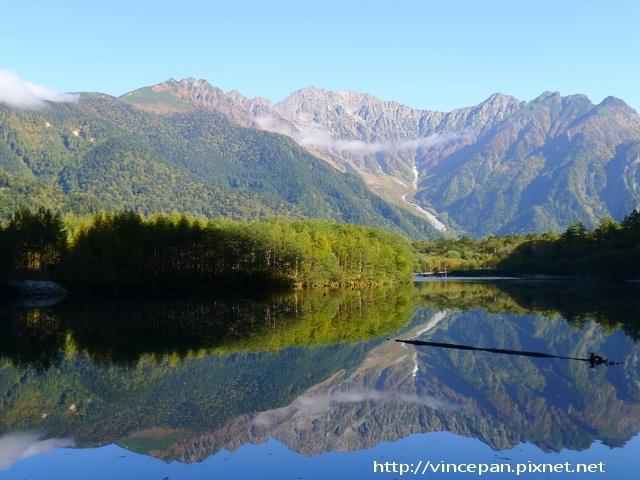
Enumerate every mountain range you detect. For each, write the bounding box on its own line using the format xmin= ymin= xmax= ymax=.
xmin=2 ymin=78 xmax=640 ymax=237
xmin=122 ymin=78 xmax=640 ymax=236
xmin=0 ymin=91 xmax=438 ymax=238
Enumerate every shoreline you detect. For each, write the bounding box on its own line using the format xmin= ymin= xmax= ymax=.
xmin=414 ymin=275 xmax=521 ymax=281
xmin=0 ymin=279 xmax=68 ymax=306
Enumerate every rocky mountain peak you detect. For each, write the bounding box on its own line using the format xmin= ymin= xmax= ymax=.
xmin=531 ymin=91 xmax=561 ymax=103
xmin=174 ymin=78 xmax=224 ymax=99
xmin=562 ymin=93 xmax=592 ymax=106
xmin=475 ymin=92 xmax=522 ymax=112
xmin=596 ymin=96 xmax=640 ymax=122
xmin=442 ymin=92 xmax=522 ymax=132
xmin=486 ymin=92 xmax=520 ymax=104
xmin=599 ymin=95 xmax=630 ymax=108
xmin=275 ymin=86 xmax=409 ymax=121
xmin=118 ymin=78 xmax=640 ymax=236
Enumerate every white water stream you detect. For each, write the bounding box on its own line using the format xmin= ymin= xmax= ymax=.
xmin=400 ymin=165 xmax=447 ymax=232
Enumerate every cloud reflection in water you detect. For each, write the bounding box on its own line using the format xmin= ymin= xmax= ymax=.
xmin=0 ymin=431 xmax=75 ymax=470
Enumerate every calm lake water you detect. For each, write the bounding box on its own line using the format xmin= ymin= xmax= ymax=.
xmin=0 ymin=281 xmax=638 ymax=479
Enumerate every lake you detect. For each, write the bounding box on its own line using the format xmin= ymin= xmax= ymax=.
xmin=0 ymin=280 xmax=638 ymax=479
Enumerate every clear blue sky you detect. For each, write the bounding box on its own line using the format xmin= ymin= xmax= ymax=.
xmin=4 ymin=0 xmax=640 ymax=112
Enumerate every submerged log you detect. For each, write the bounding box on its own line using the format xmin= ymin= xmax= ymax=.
xmin=395 ymin=339 xmax=622 ymax=367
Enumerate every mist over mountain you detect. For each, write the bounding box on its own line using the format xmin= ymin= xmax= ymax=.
xmin=1 ymin=76 xmax=639 ymax=238
xmin=0 ymin=91 xmax=439 ymax=239
xmin=122 ymin=78 xmax=640 ymax=236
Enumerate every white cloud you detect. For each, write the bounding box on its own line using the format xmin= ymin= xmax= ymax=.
xmin=255 ymin=115 xmax=461 ymax=155
xmin=0 ymin=431 xmax=75 ymax=471
xmin=253 ymin=389 xmax=465 ymax=427
xmin=0 ymin=71 xmax=78 ymax=109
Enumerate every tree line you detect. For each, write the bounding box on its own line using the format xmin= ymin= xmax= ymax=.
xmin=0 ymin=208 xmax=415 ymax=291
xmin=497 ymin=211 xmax=640 ymax=279
xmin=412 ymin=232 xmax=552 ymax=273
xmin=413 ymin=211 xmax=640 ymax=280
xmin=2 ymin=207 xmax=639 ymax=291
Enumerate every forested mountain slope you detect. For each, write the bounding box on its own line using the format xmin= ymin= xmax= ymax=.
xmin=0 ymin=95 xmax=439 ymax=238
xmin=123 ymin=79 xmax=640 ymax=236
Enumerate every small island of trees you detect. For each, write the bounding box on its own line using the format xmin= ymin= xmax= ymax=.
xmin=0 ymin=208 xmax=415 ymax=293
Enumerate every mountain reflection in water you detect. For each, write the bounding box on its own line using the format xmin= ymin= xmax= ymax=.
xmin=396 ymin=339 xmax=622 ymax=367
xmin=0 ymin=281 xmax=638 ymax=472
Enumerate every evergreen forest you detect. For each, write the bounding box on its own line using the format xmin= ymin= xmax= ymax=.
xmin=1 ymin=208 xmax=639 ymax=298
xmin=0 ymin=99 xmax=439 ymax=239
xmin=413 ymin=210 xmax=640 ymax=280
xmin=0 ymin=208 xmax=415 ymax=292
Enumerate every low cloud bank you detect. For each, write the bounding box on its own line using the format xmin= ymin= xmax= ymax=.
xmin=0 ymin=71 xmax=78 ymax=109
xmin=256 ymin=115 xmax=460 ymax=154
xmin=253 ymin=389 xmax=466 ymax=427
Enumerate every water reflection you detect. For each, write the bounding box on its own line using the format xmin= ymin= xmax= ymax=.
xmin=175 ymin=305 xmax=638 ymax=461
xmin=396 ymin=339 xmax=623 ymax=367
xmin=416 ymin=279 xmax=640 ymax=340
xmin=0 ymin=286 xmax=417 ymax=369
xmin=0 ymin=286 xmax=419 ymax=459
xmin=0 ymin=432 xmax=74 ymax=471
xmin=0 ymin=281 xmax=638 ymax=470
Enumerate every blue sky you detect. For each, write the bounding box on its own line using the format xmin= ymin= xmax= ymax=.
xmin=3 ymin=0 xmax=639 ymax=112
